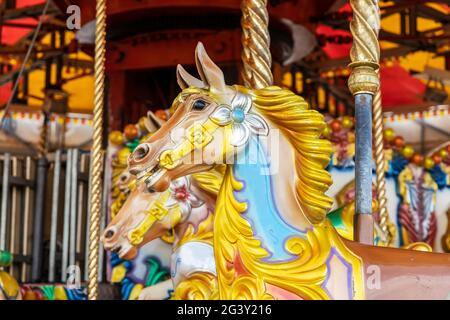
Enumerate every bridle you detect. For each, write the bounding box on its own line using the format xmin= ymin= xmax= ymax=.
xmin=126 ymin=190 xmax=181 ymax=246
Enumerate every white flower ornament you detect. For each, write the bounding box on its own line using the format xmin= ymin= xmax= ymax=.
xmin=209 ymin=93 xmax=269 ymax=146
xmin=165 ymin=177 xmax=204 ymax=218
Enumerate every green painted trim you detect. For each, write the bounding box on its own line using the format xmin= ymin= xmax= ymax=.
xmin=145 ymin=258 xmax=169 ymax=287
xmin=0 ymin=251 xmax=12 ymax=267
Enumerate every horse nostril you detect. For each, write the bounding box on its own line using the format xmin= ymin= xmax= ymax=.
xmin=104 ymin=229 xmax=115 ymax=239
xmin=133 ymin=144 xmax=150 ymax=161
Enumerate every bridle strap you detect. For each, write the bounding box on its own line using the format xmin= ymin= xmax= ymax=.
xmin=158 ymin=118 xmax=221 ymax=170
xmin=127 ymin=190 xmax=175 ymax=246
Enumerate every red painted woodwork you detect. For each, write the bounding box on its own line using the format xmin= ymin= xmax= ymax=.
xmin=55 ymin=0 xmax=336 ymax=27
xmin=106 ymin=30 xmax=241 ymax=71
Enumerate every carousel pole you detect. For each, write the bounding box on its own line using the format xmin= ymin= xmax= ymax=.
xmin=373 ymin=81 xmax=391 ymax=245
xmin=348 ymin=0 xmax=380 ymax=245
xmin=88 ymin=0 xmax=107 ymax=300
xmin=240 ymin=0 xmax=273 ymax=89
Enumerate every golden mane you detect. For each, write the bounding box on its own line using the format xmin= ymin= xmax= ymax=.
xmin=236 ymin=85 xmax=333 ymax=224
xmin=191 ymin=165 xmax=226 ymax=196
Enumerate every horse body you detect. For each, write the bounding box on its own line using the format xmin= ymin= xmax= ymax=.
xmin=346 ymin=240 xmax=450 ymax=299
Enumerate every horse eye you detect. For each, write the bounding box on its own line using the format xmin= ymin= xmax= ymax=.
xmin=192 ymin=99 xmax=207 ymax=111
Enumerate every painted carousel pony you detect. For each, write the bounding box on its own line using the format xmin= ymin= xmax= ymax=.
xmin=103 ymin=165 xmax=224 ymax=299
xmin=125 ymin=42 xmax=450 ymax=299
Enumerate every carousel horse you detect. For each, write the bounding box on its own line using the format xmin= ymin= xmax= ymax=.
xmin=102 ymin=166 xmax=224 ymax=300
xmin=106 ymin=117 xmax=390 ymax=299
xmin=125 ymin=42 xmax=450 ymax=300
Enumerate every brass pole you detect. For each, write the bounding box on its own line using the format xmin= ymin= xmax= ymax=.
xmin=348 ymin=0 xmax=380 ymax=245
xmin=88 ymin=0 xmax=106 ymax=300
xmin=373 ymin=78 xmax=392 ymax=245
xmin=240 ymin=0 xmax=273 ymax=89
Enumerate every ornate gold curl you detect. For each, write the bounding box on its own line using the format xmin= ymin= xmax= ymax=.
xmin=240 ymin=0 xmax=273 ymax=89
xmin=214 ymin=166 xmax=330 ymax=300
xmin=88 ymin=0 xmax=107 ymax=300
xmin=175 ymin=214 xmax=214 ymax=250
xmin=172 ymin=273 xmax=218 ymax=300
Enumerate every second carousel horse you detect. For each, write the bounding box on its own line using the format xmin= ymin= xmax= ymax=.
xmin=102 ymin=167 xmax=224 ymax=299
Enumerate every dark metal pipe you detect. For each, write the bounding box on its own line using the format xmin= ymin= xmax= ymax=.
xmin=354 ymin=93 xmax=374 ymax=244
xmin=31 ymin=156 xmax=48 ymax=282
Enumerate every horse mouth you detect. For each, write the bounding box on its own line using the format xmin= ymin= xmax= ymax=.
xmin=112 ymin=243 xmax=136 ymax=260
xmin=136 ymin=164 xmax=167 ymax=190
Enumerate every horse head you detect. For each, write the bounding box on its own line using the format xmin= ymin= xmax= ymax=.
xmin=127 ymin=42 xmax=269 ymax=193
xmin=102 ymin=176 xmax=203 ymax=260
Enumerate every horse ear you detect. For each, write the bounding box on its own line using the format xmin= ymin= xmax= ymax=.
xmin=144 ymin=111 xmax=166 ymax=132
xmin=195 ymin=42 xmax=227 ymax=93
xmin=176 ymin=64 xmax=205 ymax=89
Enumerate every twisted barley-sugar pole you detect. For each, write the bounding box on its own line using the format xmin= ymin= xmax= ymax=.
xmin=88 ymin=0 xmax=106 ymax=300
xmin=348 ymin=0 xmax=380 ymax=245
xmin=241 ymin=0 xmax=273 ymax=89
xmin=373 ymin=81 xmax=392 ymax=245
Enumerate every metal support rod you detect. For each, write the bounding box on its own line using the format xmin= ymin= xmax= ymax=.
xmin=21 ymin=156 xmax=32 ymax=281
xmin=62 ymin=149 xmax=72 ymax=282
xmin=49 ymin=149 xmax=61 ymax=282
xmin=97 ymin=152 xmax=109 ymax=282
xmin=84 ymin=154 xmax=92 ymax=282
xmin=0 ymin=153 xmax=11 ymax=251
xmin=31 ymin=156 xmax=48 ymax=282
xmin=69 ymin=149 xmax=79 ymax=269
xmin=348 ymin=0 xmax=381 ymax=245
xmin=354 ymin=94 xmax=374 ymax=244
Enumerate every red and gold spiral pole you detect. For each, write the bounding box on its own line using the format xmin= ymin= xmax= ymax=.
xmin=88 ymin=0 xmax=107 ymax=300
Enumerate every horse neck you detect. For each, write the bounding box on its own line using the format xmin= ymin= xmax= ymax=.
xmin=172 ymin=180 xmax=215 ymax=248
xmin=227 ymin=127 xmax=313 ymax=261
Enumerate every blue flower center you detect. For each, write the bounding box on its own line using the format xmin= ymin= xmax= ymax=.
xmin=231 ymin=109 xmax=245 ymax=123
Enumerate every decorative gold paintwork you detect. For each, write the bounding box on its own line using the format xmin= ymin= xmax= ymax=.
xmin=404 ymin=242 xmax=433 ymax=252
xmin=0 ymin=271 xmax=20 ymax=300
xmin=214 ymin=165 xmax=365 ymax=300
xmin=172 ymin=273 xmax=218 ymax=300
xmin=348 ymin=0 xmax=380 ymax=95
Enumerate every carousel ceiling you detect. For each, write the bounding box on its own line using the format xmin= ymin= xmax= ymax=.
xmin=0 ymin=0 xmax=449 ymax=119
